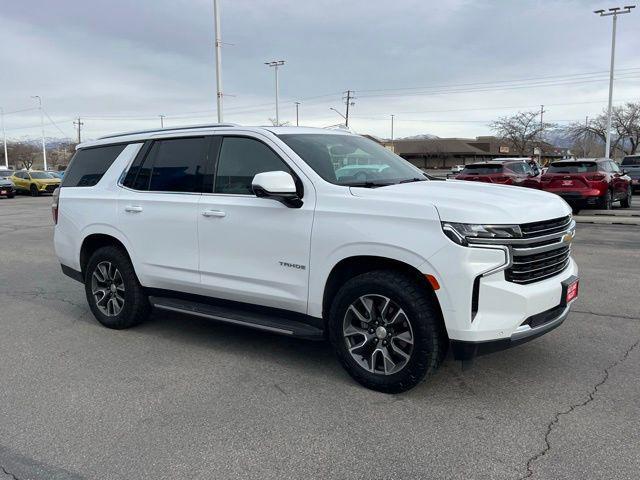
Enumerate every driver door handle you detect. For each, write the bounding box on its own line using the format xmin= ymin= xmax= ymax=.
xmin=201 ymin=209 xmax=226 ymax=218
xmin=124 ymin=205 xmax=143 ymax=213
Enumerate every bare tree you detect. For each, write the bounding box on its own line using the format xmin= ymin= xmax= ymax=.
xmin=490 ymin=111 xmax=555 ymax=156
xmin=8 ymin=142 xmax=40 ymax=170
xmin=565 ymin=102 xmax=640 ymax=157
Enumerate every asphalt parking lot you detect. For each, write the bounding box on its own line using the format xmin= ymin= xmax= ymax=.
xmin=1 ymin=196 xmax=639 ymax=480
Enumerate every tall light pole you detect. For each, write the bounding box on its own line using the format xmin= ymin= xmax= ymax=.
xmin=265 ymin=60 xmax=285 ymax=126
xmin=159 ymin=114 xmax=166 ymax=128
xmin=391 ymin=114 xmax=395 ymax=151
xmin=295 ymin=102 xmax=300 ymax=126
xmin=32 ymin=96 xmax=47 ymax=171
xmin=213 ymin=0 xmax=224 ymax=122
xmin=329 ymin=107 xmax=347 ymax=125
xmin=0 ymin=107 xmax=8 ymax=168
xmin=594 ymin=5 xmax=635 ymax=159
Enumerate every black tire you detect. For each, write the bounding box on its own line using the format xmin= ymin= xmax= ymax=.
xmin=598 ymin=190 xmax=612 ymax=210
xmin=84 ymin=245 xmax=150 ymax=329
xmin=30 ymin=184 xmax=39 ymax=197
xmin=620 ymin=187 xmax=632 ymax=208
xmin=7 ymin=194 xmax=14 ymax=199
xmin=571 ymin=205 xmax=581 ymax=215
xmin=328 ymin=270 xmax=447 ymax=393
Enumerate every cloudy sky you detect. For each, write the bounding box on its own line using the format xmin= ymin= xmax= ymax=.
xmin=1 ymin=0 xmax=639 ymax=141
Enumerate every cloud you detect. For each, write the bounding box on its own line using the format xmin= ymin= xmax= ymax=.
xmin=1 ymin=0 xmax=639 ymax=140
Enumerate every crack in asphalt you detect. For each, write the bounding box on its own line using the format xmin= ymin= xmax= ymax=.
xmin=572 ymin=309 xmax=640 ymax=321
xmin=0 ymin=465 xmax=20 ymax=480
xmin=519 ymin=338 xmax=640 ymax=479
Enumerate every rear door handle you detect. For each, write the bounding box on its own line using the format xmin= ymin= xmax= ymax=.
xmin=201 ymin=209 xmax=226 ymax=218
xmin=124 ymin=205 xmax=143 ymax=213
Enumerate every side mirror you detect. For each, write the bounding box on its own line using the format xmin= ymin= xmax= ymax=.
xmin=252 ymin=171 xmax=303 ymax=208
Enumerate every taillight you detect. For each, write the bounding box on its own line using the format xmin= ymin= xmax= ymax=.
xmin=52 ymin=187 xmax=60 ymax=224
xmin=587 ymin=174 xmax=606 ymax=181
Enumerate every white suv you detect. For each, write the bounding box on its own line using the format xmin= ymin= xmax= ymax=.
xmin=54 ymin=124 xmax=579 ymax=392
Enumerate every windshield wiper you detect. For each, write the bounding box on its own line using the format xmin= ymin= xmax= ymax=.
xmin=343 ymin=181 xmax=394 ymax=188
xmin=398 ymin=177 xmax=427 ymax=184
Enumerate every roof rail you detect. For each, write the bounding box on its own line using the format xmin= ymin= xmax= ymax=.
xmin=97 ymin=123 xmax=240 ymax=140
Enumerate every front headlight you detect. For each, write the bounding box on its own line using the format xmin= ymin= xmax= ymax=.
xmin=441 ymin=222 xmax=522 ymax=246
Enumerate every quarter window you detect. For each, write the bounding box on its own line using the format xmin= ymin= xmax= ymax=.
xmin=62 ymin=144 xmax=127 ymax=187
xmin=214 ymin=137 xmax=291 ymax=194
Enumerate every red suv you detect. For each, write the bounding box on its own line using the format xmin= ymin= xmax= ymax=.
xmin=455 ymin=160 xmax=540 ymax=188
xmin=540 ymin=159 xmax=632 ymax=211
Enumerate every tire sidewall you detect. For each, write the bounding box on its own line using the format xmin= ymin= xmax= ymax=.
xmin=328 ymin=272 xmax=442 ymax=393
xmin=84 ymin=246 xmax=146 ymax=329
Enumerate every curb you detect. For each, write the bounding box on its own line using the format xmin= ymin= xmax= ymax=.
xmin=575 ymin=216 xmax=640 ymax=225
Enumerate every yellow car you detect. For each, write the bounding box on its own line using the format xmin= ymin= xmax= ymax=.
xmin=11 ymin=170 xmax=61 ymax=196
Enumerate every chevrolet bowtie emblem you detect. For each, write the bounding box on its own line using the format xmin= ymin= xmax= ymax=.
xmin=562 ymin=231 xmax=575 ymax=243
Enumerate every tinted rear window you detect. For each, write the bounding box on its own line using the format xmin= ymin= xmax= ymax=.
xmin=621 ymin=156 xmax=640 ymax=166
xmin=460 ymin=164 xmax=503 ymax=175
xmin=547 ymin=162 xmax=597 ymax=173
xmin=62 ymin=144 xmax=127 ymax=187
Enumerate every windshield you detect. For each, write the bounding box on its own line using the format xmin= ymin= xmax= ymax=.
xmin=621 ymin=156 xmax=640 ymax=166
xmin=0 ymin=170 xmax=13 ymax=177
xmin=30 ymin=172 xmax=55 ymax=179
xmin=547 ymin=162 xmax=597 ymax=173
xmin=460 ymin=164 xmax=503 ymax=175
xmin=278 ymin=134 xmax=426 ymax=186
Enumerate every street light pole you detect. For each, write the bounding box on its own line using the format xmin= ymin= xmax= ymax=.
xmin=159 ymin=114 xmax=166 ymax=128
xmin=295 ymin=102 xmax=300 ymax=126
xmin=213 ymin=0 xmax=224 ymax=122
xmin=594 ymin=5 xmax=635 ymax=159
xmin=391 ymin=114 xmax=395 ymax=148
xmin=32 ymin=96 xmax=47 ymax=171
xmin=0 ymin=107 xmax=8 ymax=168
xmin=265 ymin=60 xmax=285 ymax=126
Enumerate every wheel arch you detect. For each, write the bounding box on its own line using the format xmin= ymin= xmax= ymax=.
xmin=79 ymin=233 xmax=132 ymax=281
xmin=321 ymin=255 xmax=445 ymax=332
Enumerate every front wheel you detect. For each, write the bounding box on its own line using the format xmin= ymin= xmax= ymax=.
xmin=328 ymin=270 xmax=447 ymax=393
xmin=30 ymin=184 xmax=39 ymax=197
xmin=84 ymin=246 xmax=150 ymax=329
xmin=620 ymin=187 xmax=632 ymax=208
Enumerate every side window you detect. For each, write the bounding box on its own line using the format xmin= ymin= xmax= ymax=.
xmin=609 ymin=161 xmax=621 ymax=173
xmin=62 ymin=144 xmax=127 ymax=187
xmin=126 ymin=137 xmax=209 ymax=192
xmin=214 ymin=137 xmax=291 ymax=195
xmin=600 ymin=162 xmax=611 ymax=173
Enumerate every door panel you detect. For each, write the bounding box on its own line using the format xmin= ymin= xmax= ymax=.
xmin=197 ymin=134 xmax=315 ymax=313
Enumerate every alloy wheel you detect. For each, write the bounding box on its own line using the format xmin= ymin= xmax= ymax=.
xmin=342 ymin=294 xmax=414 ymax=375
xmin=91 ymin=261 xmax=125 ymax=316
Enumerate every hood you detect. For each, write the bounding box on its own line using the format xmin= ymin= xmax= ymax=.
xmin=350 ymin=179 xmax=571 ymax=224
xmin=34 ymin=178 xmax=61 ymax=184
xmin=0 ymin=178 xmax=12 ymax=187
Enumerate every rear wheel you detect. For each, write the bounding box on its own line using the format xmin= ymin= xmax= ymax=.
xmin=30 ymin=184 xmax=39 ymax=197
xmin=84 ymin=246 xmax=150 ymax=329
xmin=620 ymin=187 xmax=632 ymax=208
xmin=328 ymin=270 xmax=447 ymax=393
xmin=599 ymin=190 xmax=613 ymax=210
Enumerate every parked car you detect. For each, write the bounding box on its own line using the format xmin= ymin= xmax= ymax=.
xmin=0 ymin=168 xmax=14 ymax=179
xmin=54 ymin=125 xmax=578 ymax=393
xmin=621 ymin=154 xmax=640 ymax=192
xmin=0 ymin=177 xmax=15 ymax=198
xmin=335 ymin=164 xmax=389 ymax=182
xmin=540 ymin=158 xmax=632 ymax=211
xmin=450 ymin=165 xmax=465 ymax=174
xmin=46 ymin=170 xmax=65 ymax=179
xmin=454 ymin=160 xmax=540 ymax=188
xmin=10 ymin=170 xmax=61 ymax=196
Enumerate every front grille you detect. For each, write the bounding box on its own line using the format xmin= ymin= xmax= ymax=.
xmin=469 ymin=215 xmax=574 ymax=285
xmin=45 ymin=184 xmax=58 ymax=192
xmin=520 ymin=215 xmax=572 ymax=238
xmin=505 ymin=245 xmax=571 ymax=284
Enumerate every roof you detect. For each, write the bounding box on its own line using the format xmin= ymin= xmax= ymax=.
xmin=80 ymin=124 xmax=354 ymax=149
xmin=392 ymin=138 xmax=487 ymax=155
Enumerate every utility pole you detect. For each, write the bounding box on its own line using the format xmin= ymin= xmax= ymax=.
xmin=0 ymin=107 xmax=8 ymax=168
xmin=265 ymin=60 xmax=285 ymax=126
xmin=583 ymin=115 xmax=589 ymax=157
xmin=213 ymin=0 xmax=224 ymax=122
xmin=32 ymin=96 xmax=47 ymax=171
xmin=73 ymin=117 xmax=84 ymax=144
xmin=343 ymin=90 xmax=355 ymax=128
xmin=159 ymin=114 xmax=166 ymax=128
xmin=538 ymin=105 xmax=545 ymax=164
xmin=594 ymin=5 xmax=635 ymax=158
xmin=391 ymin=114 xmax=395 ymax=151
xmin=295 ymin=102 xmax=300 ymax=126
